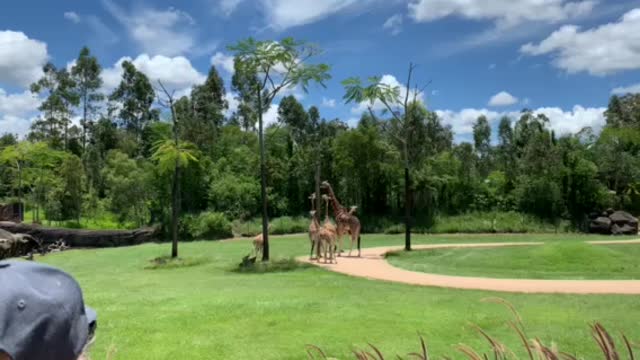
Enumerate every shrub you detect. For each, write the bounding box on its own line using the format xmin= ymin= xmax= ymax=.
xmin=186 ymin=212 xmax=233 ymax=240
xmin=232 ymin=216 xmax=309 ymax=237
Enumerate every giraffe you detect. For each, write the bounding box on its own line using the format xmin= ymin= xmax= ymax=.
xmin=321 ymin=194 xmax=337 ymax=234
xmin=252 ymin=223 xmax=271 ymax=258
xmin=311 ymin=210 xmax=336 ymax=264
xmin=321 ymin=181 xmax=361 ymax=257
xmin=308 ymin=193 xmax=321 ymax=259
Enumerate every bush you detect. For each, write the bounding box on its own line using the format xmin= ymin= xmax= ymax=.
xmin=428 ymin=211 xmax=569 ymax=234
xmin=232 ymin=216 xmax=309 ymax=237
xmin=185 ymin=212 xmax=233 ymax=240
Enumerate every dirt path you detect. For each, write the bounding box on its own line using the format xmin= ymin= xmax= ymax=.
xmin=299 ymin=241 xmax=640 ymax=295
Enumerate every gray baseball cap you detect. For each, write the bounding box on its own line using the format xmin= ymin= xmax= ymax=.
xmin=0 ymin=260 xmax=97 ymax=360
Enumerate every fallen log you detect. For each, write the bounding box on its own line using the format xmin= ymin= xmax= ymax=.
xmin=0 ymin=221 xmax=159 ymax=248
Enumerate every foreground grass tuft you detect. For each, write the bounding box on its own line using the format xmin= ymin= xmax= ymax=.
xmin=233 ymin=257 xmax=313 ymax=274
xmin=145 ymin=256 xmax=208 ymax=270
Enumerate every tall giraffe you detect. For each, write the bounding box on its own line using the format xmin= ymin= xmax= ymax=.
xmin=320 ymin=181 xmax=361 ymax=257
xmin=321 ymin=194 xmax=337 ymax=234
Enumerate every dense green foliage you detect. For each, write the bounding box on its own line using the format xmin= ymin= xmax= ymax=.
xmin=2 ymin=44 xmax=640 ymax=237
xmin=38 ymin=233 xmax=640 ymax=359
xmin=387 ymin=241 xmax=640 ymax=279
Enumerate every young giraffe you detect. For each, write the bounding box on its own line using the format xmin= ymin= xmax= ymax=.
xmin=308 ymin=193 xmax=321 ymax=259
xmin=252 ymin=223 xmax=271 ymax=258
xmin=321 ymin=181 xmax=362 ymax=257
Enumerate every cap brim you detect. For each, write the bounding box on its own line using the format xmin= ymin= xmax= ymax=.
xmin=85 ymin=306 xmax=97 ymax=333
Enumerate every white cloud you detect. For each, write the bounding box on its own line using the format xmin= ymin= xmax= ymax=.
xmin=322 ymin=97 xmax=336 ymax=108
xmin=612 ymin=83 xmax=640 ymax=95
xmin=211 ymin=52 xmax=235 ymax=74
xmin=0 ymin=115 xmax=33 ymax=137
xmin=383 ymin=14 xmax=403 ymax=35
xmin=0 ymin=89 xmax=41 ymax=116
xmin=0 ymin=31 xmax=48 ymax=87
xmin=218 ymin=0 xmax=244 ymax=16
xmin=264 ymin=103 xmax=279 ymax=126
xmin=102 ymin=54 xmax=205 ymax=95
xmin=521 ymin=9 xmax=640 ymax=76
xmin=436 ymin=108 xmax=502 ymax=137
xmin=408 ymin=0 xmax=596 ymax=28
xmin=436 ymin=105 xmax=605 ymax=141
xmin=102 ymin=0 xmax=200 ymax=56
xmin=259 ymin=0 xmax=377 ymax=30
xmin=0 ymin=88 xmax=42 ymax=138
xmin=488 ymin=91 xmax=519 ymax=107
xmin=64 ymin=11 xmax=81 ymax=23
xmin=350 ymin=74 xmax=425 ymax=115
xmin=225 ymin=92 xmax=240 ymax=117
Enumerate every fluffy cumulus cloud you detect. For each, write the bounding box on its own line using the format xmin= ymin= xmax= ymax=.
xmin=350 ymin=74 xmax=425 ymax=115
xmin=102 ymin=0 xmax=201 ymax=56
xmin=264 ymin=103 xmax=279 ymax=126
xmin=0 ymin=31 xmax=48 ymax=87
xmin=521 ymin=9 xmax=640 ymax=75
xmin=488 ymin=91 xmax=519 ymax=107
xmin=102 ymin=54 xmax=205 ymax=94
xmin=408 ymin=0 xmax=595 ymax=28
xmin=64 ymin=11 xmax=81 ymax=23
xmin=612 ymin=83 xmax=640 ymax=95
xmin=211 ymin=52 xmax=235 ymax=74
xmin=0 ymin=89 xmax=42 ymax=137
xmin=436 ymin=105 xmax=606 ymax=141
xmin=383 ymin=14 xmax=403 ymax=35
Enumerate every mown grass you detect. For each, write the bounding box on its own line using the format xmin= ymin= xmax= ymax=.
xmin=387 ymin=241 xmax=640 ymax=280
xmin=33 ymin=233 xmax=640 ymax=359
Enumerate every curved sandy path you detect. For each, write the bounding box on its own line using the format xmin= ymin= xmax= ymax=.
xmin=299 ymin=241 xmax=640 ymax=295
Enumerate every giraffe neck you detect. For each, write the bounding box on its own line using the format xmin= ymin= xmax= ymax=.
xmin=324 ymin=199 xmax=330 ymax=221
xmin=326 ymin=184 xmax=345 ymax=217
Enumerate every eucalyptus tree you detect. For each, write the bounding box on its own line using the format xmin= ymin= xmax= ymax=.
xmin=228 ymin=37 xmax=331 ymax=261
xmin=30 ymin=63 xmax=79 ymax=150
xmin=342 ymin=63 xmax=430 ymax=251
xmin=71 ymin=47 xmax=104 ymax=150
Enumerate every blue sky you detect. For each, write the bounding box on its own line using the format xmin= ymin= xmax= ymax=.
xmin=2 ymin=0 xmax=640 ymax=141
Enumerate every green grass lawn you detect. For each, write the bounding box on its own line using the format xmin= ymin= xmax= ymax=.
xmin=35 ymin=233 xmax=640 ymax=359
xmin=387 ymin=241 xmax=640 ymax=280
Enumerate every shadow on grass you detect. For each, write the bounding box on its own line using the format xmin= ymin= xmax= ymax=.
xmin=231 ymin=256 xmax=313 ymax=274
xmin=145 ymin=256 xmax=208 ymax=270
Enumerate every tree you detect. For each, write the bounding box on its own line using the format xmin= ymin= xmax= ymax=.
xmin=109 ymin=61 xmax=158 ymax=145
xmin=71 ymin=47 xmax=104 ymax=150
xmin=57 ymin=154 xmax=84 ymax=223
xmin=228 ymin=37 xmax=331 ymax=261
xmin=30 ymin=63 xmax=79 ymax=150
xmin=186 ymin=66 xmax=228 ymax=153
xmin=154 ymin=81 xmax=199 ymax=258
xmin=342 ymin=63 xmax=430 ymax=251
xmin=473 ymin=115 xmax=492 ymax=178
xmin=102 ymin=151 xmax=151 ymax=226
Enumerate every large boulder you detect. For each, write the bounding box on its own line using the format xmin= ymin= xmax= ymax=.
xmin=588 ymin=210 xmax=638 ymax=235
xmin=589 ymin=217 xmax=612 ymax=234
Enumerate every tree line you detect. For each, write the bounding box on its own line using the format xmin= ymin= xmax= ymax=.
xmin=2 ymin=39 xmax=640 ymax=258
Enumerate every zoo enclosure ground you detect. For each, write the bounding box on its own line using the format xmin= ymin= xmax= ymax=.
xmin=36 ymin=233 xmax=640 ymax=359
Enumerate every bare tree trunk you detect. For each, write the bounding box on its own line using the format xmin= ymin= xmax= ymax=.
xmin=171 ymin=160 xmax=180 ymax=258
xmin=404 ymin=165 xmax=412 ymax=251
xmin=258 ymin=95 xmax=270 ymax=262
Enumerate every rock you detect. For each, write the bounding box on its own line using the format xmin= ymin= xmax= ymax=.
xmin=612 ymin=224 xmax=637 ymax=235
xmin=606 ymin=208 xmax=615 ymax=216
xmin=609 ymin=211 xmax=638 ymax=225
xmin=590 ymin=217 xmax=612 ymax=234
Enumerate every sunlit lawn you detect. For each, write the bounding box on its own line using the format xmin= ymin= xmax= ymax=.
xmin=38 ymin=233 xmax=640 ymax=359
xmin=388 ymin=240 xmax=640 ymax=280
